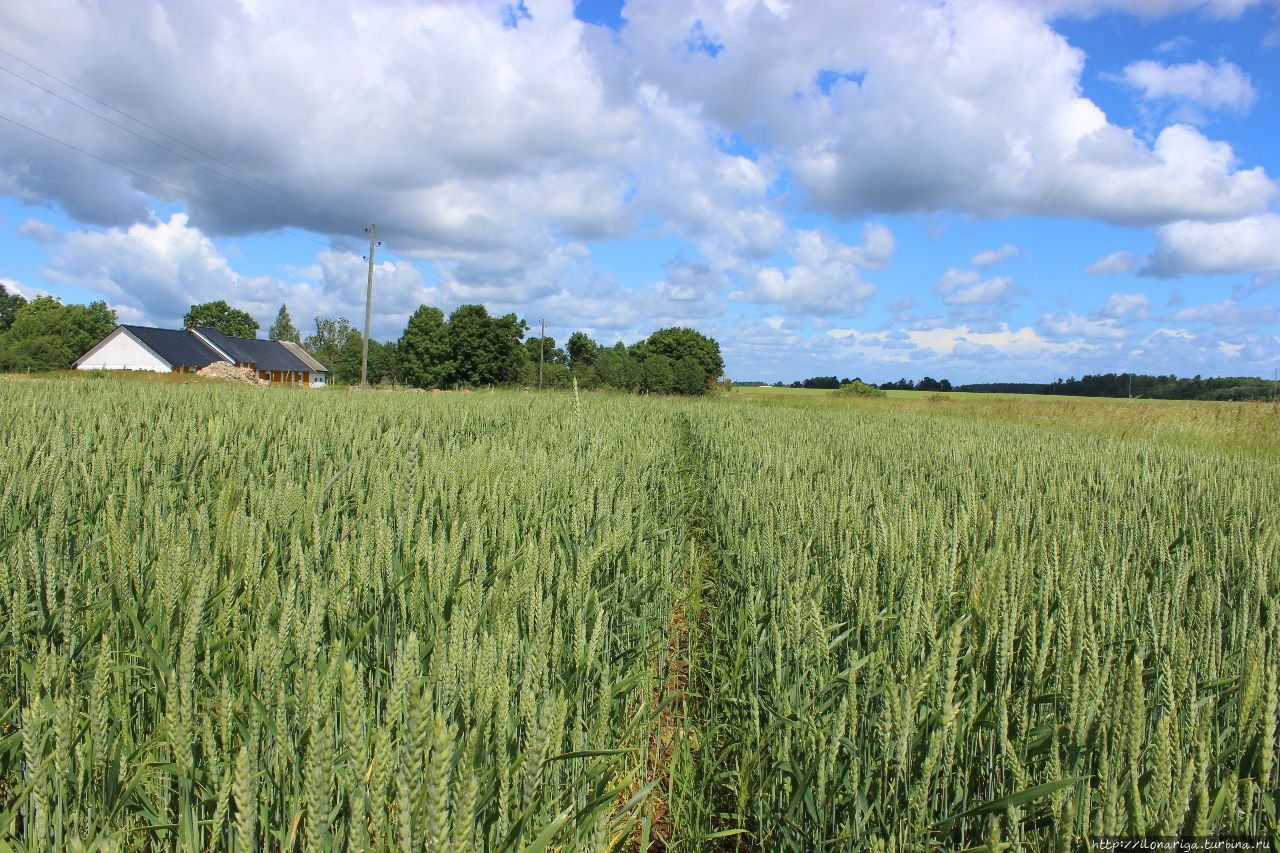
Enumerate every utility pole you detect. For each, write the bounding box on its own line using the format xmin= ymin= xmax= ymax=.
xmin=538 ymin=318 xmax=545 ymax=391
xmin=362 ymin=224 xmax=376 ymax=388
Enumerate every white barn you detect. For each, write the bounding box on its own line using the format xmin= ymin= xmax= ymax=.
xmin=75 ymin=325 xmax=330 ymax=386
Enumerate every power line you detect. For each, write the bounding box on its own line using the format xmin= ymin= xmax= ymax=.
xmin=0 ymin=61 xmax=347 ymax=230
xmin=0 ymin=45 xmax=442 ymax=285
xmin=0 ymin=44 xmax=360 ymax=234
xmin=0 ymin=110 xmax=331 ymax=248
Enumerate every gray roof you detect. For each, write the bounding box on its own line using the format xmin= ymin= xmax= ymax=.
xmin=280 ymin=340 xmax=329 ymax=374
xmin=121 ymin=325 xmax=224 ymax=368
xmin=195 ymin=327 xmax=314 ymax=372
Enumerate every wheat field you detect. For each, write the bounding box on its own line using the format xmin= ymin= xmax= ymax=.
xmin=0 ymin=376 xmax=1276 ymax=850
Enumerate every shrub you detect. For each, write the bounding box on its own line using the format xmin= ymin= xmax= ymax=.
xmin=835 ymin=379 xmax=886 ymax=397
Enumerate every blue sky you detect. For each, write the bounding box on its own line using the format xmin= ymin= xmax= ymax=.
xmin=1 ymin=0 xmax=1278 ymax=383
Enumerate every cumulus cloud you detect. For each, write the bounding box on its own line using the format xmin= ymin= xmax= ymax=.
xmin=1100 ymin=292 xmax=1151 ymax=319
xmin=1145 ymin=214 xmax=1280 ymax=277
xmin=1120 ymin=59 xmax=1256 ymax=114
xmin=39 ymin=213 xmax=435 ymax=338
xmin=932 ymin=269 xmax=1018 ymax=306
xmin=17 ymin=218 xmax=58 ymax=241
xmin=1 ymin=277 xmax=48 ymax=300
xmin=971 ymin=244 xmax=1020 ymax=269
xmin=0 ymin=0 xmax=786 ymax=308
xmin=1039 ymin=311 xmax=1131 ymax=340
xmin=3 ymin=0 xmax=1279 ymax=381
xmin=625 ymin=0 xmax=1275 ymax=225
xmin=1171 ymin=297 xmax=1280 ymax=329
xmin=1086 ymin=250 xmax=1139 ymax=276
xmin=731 ymin=228 xmax=886 ymax=314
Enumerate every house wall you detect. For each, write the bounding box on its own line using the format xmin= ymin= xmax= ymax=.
xmin=76 ymin=331 xmax=170 ymax=372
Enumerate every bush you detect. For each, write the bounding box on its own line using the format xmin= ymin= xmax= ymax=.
xmin=836 ymin=380 xmax=886 ymax=398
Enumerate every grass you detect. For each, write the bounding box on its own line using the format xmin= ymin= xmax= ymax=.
xmin=730 ymin=384 xmax=1280 ymax=457
xmin=1 ymin=373 xmax=1276 ymax=850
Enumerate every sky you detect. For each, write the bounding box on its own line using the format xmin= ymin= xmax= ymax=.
xmin=1 ymin=0 xmax=1278 ymax=384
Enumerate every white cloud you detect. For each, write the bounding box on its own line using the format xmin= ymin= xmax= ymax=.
xmin=971 ymin=244 xmax=1020 ymax=269
xmin=849 ymin=223 xmax=897 ymax=270
xmin=38 ymin=213 xmax=436 ymax=338
xmin=1 ymin=277 xmax=49 ymax=300
xmin=932 ymin=268 xmax=1018 ymax=306
xmin=905 ymin=323 xmax=1085 ymax=357
xmin=1100 ymin=292 xmax=1151 ymax=319
xmin=1146 ymin=215 xmax=1280 ymax=277
xmin=731 ymin=228 xmax=886 ymax=314
xmin=1120 ymin=59 xmax=1256 ymax=114
xmin=1039 ymin=311 xmax=1132 ymax=340
xmin=17 ymin=218 xmax=58 ymax=242
xmin=1171 ymin=297 xmax=1280 ymax=328
xmin=1086 ymin=250 xmax=1139 ymax=276
xmin=625 ymin=0 xmax=1275 ymax=225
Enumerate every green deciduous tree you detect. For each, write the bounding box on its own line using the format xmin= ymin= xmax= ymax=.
xmin=640 ymin=354 xmax=676 ymax=394
xmin=183 ymin=300 xmax=259 ymax=338
xmin=368 ymin=340 xmax=399 ymax=384
xmin=642 ymin=327 xmax=723 ymax=392
xmin=303 ymin=317 xmax=353 ymax=371
xmin=0 ymin=283 xmax=26 ymax=333
xmin=567 ymin=331 xmax=598 ymax=369
xmin=268 ymin=304 xmax=300 ymax=343
xmin=446 ymin=304 xmax=527 ymax=387
xmin=596 ymin=340 xmax=640 ymax=389
xmin=398 ymin=306 xmax=453 ymax=389
xmin=594 ymin=342 xmax=639 ymax=391
xmin=525 ymin=335 xmax=567 ymax=368
xmin=333 ymin=329 xmax=364 ymax=385
xmin=0 ymin=296 xmax=116 ymax=372
xmin=674 ymin=356 xmax=706 ymax=396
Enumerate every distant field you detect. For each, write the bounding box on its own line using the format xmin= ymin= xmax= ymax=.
xmin=732 ymin=383 xmax=1280 ymax=456
xmin=2 ymin=374 xmax=1277 ymax=849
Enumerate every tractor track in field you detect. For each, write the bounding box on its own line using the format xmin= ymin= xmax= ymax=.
xmin=631 ymin=412 xmax=719 ymax=851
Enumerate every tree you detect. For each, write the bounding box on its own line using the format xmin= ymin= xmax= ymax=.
xmin=528 ymin=361 xmax=571 ymax=389
xmin=0 ymin=296 xmax=116 ymax=372
xmin=398 ymin=305 xmax=453 ymax=389
xmin=524 ymin=335 xmax=567 ymax=368
xmin=183 ymin=300 xmax=259 ymax=338
xmin=333 ymin=329 xmax=364 ymax=384
xmin=368 ymin=340 xmax=399 ymax=384
xmin=0 ymin=283 xmax=26 ymax=333
xmin=446 ymin=304 xmax=527 ymax=387
xmin=303 ymin=317 xmax=354 ymax=371
xmin=640 ymin=354 xmax=676 ymax=394
xmin=642 ymin=327 xmax=723 ymax=392
xmin=268 ymin=304 xmax=300 ymax=343
xmin=673 ymin=356 xmax=707 ymax=395
xmin=567 ymin=331 xmax=598 ymax=369
xmin=595 ymin=342 xmax=639 ymax=391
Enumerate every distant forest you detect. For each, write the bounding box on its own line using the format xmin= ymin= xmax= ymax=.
xmin=765 ymin=372 xmax=1278 ymax=402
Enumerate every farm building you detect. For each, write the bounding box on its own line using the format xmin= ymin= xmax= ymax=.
xmin=75 ymin=324 xmax=329 ymax=386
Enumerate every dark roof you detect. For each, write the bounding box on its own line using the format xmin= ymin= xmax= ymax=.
xmin=121 ymin=325 xmax=224 ymax=368
xmin=195 ymin=327 xmax=315 ymax=372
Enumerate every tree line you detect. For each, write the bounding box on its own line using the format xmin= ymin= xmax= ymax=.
xmin=778 ymin=375 xmax=953 ymax=391
xmin=777 ymin=371 xmax=1276 ymax=401
xmin=0 ymin=285 xmax=117 ymax=372
xmin=0 ymin=287 xmax=724 ymax=396
xmin=1046 ymin=372 xmax=1276 ymax=402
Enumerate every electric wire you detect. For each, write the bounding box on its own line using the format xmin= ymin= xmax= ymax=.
xmin=0 ymin=45 xmax=359 ymax=233
xmin=0 ymin=111 xmax=331 ymax=248
xmin=0 ymin=45 xmax=441 ymax=283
